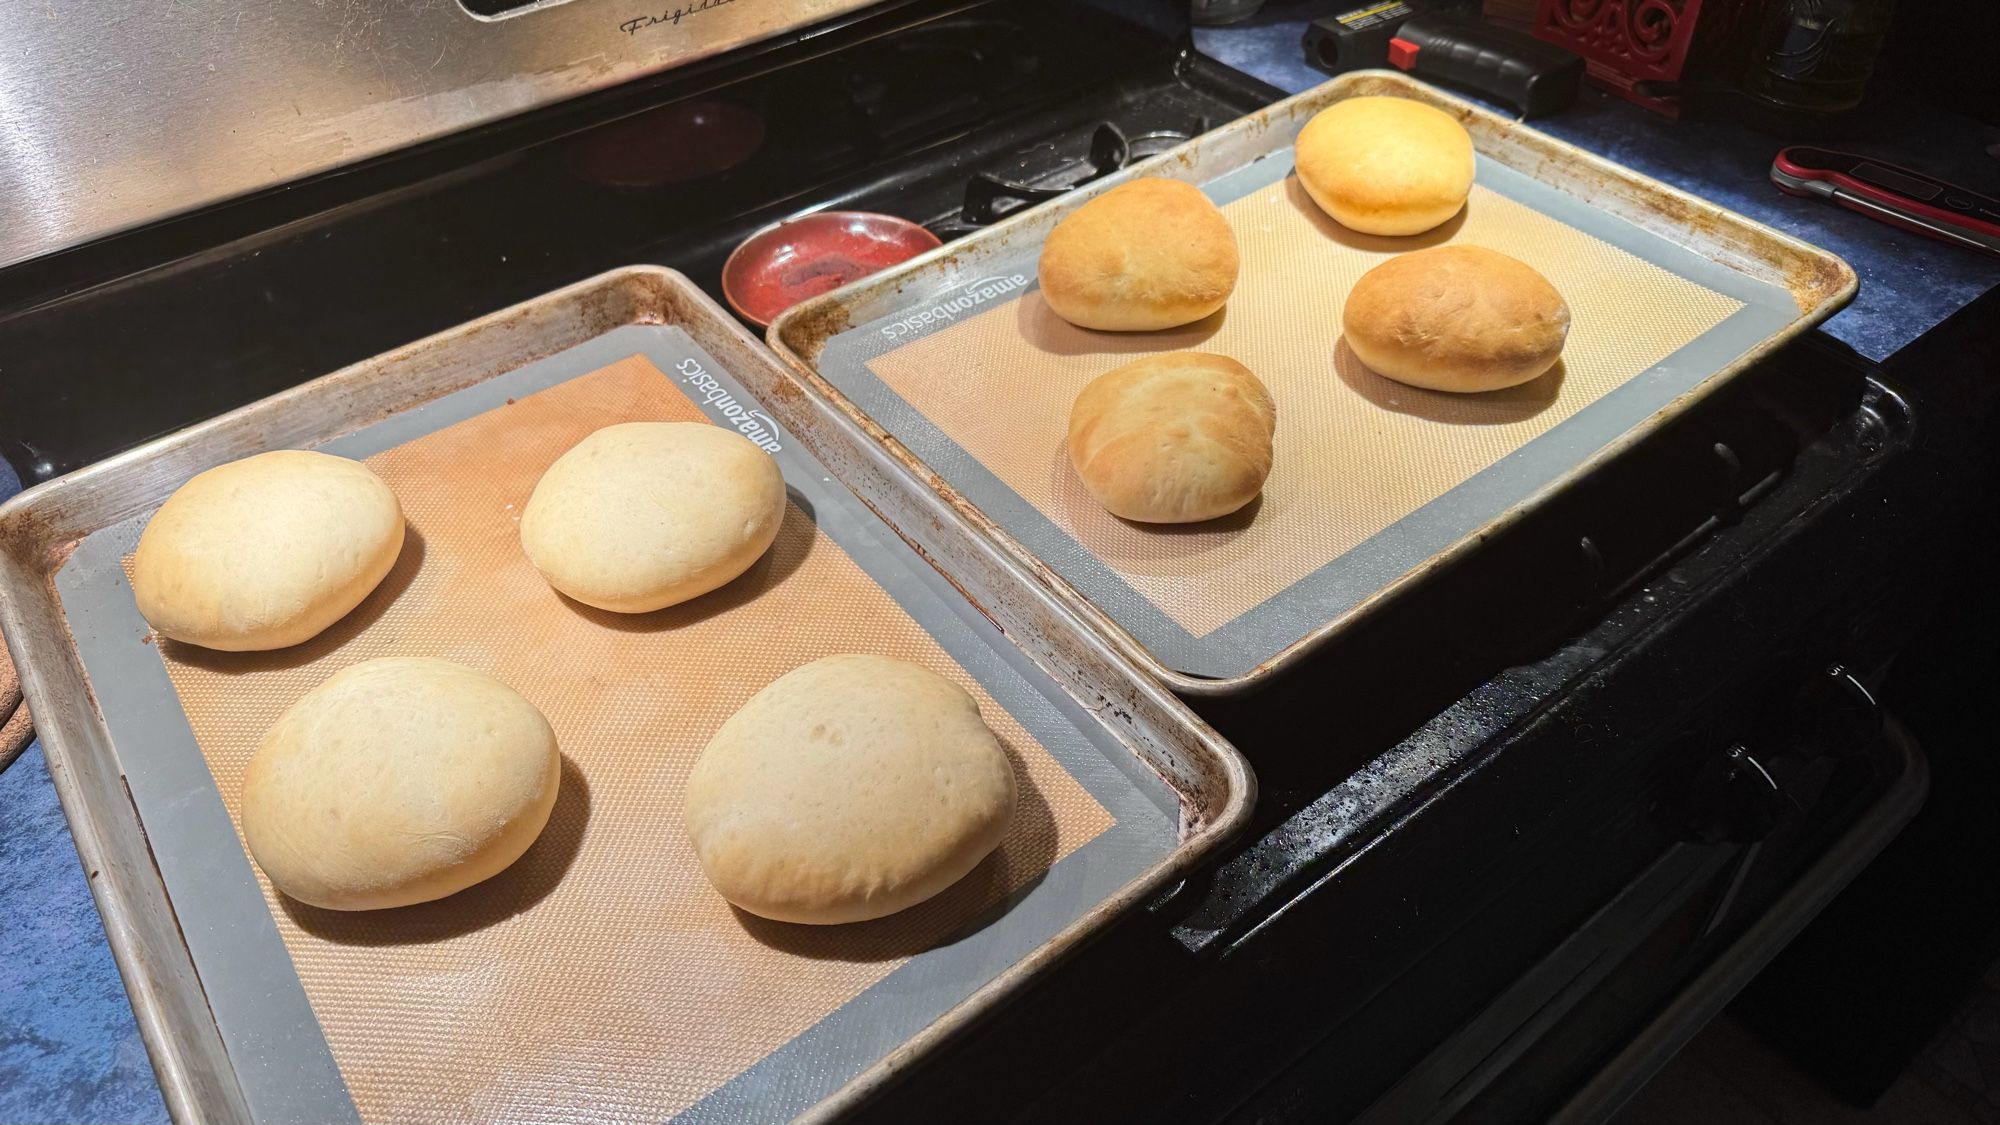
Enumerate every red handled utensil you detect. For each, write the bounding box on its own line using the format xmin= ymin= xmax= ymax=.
xmin=1771 ymin=146 xmax=2000 ymax=259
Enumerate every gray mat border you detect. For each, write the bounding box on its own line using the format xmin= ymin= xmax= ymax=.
xmin=56 ymin=325 xmax=1177 ymax=1125
xmin=813 ymin=150 xmax=1801 ymax=681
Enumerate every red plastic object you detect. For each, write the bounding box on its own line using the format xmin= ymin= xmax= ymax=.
xmin=1388 ymin=36 xmax=1421 ymax=69
xmin=1533 ymin=0 xmax=1704 ymax=117
xmin=1773 ymin=147 xmax=2000 ymax=257
xmin=721 ymin=211 xmax=943 ymax=329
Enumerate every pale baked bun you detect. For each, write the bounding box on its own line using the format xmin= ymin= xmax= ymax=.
xmin=1037 ymin=177 xmax=1239 ymax=331
xmin=1295 ymin=96 xmax=1476 ymax=236
xmin=685 ymin=654 xmax=1017 ymax=925
xmin=1342 ymin=245 xmax=1571 ymax=393
xmin=132 ymin=450 xmax=404 ymax=651
xmin=1068 ymin=352 xmax=1276 ymax=524
xmin=241 ymin=658 xmax=561 ymax=911
xmin=520 ymin=422 xmax=786 ymax=613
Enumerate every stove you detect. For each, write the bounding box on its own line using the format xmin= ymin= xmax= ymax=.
xmin=0 ymin=1 xmax=1957 ymax=1120
xmin=0 ymin=1 xmax=1273 ymax=484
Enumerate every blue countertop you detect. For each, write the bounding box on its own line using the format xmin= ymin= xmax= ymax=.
xmin=3 ymin=9 xmax=1997 ymax=1122
xmin=2 ymin=452 xmax=169 ymax=1123
xmin=0 ymin=741 xmax=170 ymax=1125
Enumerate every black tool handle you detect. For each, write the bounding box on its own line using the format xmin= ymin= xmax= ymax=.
xmin=1390 ymin=17 xmax=1584 ymax=119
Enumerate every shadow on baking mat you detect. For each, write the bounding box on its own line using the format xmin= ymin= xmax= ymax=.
xmin=278 ymin=753 xmax=592 ymax=946
xmin=732 ymin=743 xmax=1060 ymax=963
xmin=157 ymin=526 xmax=430 ymax=675
xmin=1012 ymin=292 xmax=1229 ymax=358
xmin=555 ymin=492 xmax=819 ymax=633
xmin=1282 ymin=176 xmax=1468 ymax=253
xmin=1046 ymin=442 xmax=1265 ymax=552
xmin=1335 ymin=339 xmax=1567 ymax=426
xmin=1116 ymin=493 xmax=1264 ymax=539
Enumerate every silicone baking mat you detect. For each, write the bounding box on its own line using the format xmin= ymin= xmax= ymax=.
xmin=810 ymin=154 xmax=1803 ymax=680
xmin=57 ymin=328 xmax=1178 ymax=1124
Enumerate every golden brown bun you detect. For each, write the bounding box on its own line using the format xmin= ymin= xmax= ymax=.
xmin=1295 ymin=97 xmax=1476 ymax=237
xmin=1342 ymin=245 xmax=1571 ymax=393
xmin=1037 ymin=178 xmax=1239 ymax=331
xmin=1068 ymin=352 xmax=1276 ymax=524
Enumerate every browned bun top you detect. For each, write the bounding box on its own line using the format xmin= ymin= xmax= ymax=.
xmin=1037 ymin=178 xmax=1240 ymax=332
xmin=1341 ymin=245 xmax=1570 ymax=393
xmin=1294 ymin=96 xmax=1475 ymax=237
xmin=1067 ymin=351 xmax=1276 ymax=524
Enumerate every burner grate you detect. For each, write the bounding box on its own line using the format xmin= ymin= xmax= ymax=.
xmin=932 ymin=116 xmax=1209 ymax=238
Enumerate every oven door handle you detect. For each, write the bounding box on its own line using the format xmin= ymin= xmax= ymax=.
xmin=1548 ymin=715 xmax=1929 ymax=1125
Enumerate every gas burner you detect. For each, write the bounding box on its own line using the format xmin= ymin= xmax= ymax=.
xmin=950 ymin=117 xmax=1209 ymax=231
xmin=1127 ymin=127 xmax=1202 ymax=161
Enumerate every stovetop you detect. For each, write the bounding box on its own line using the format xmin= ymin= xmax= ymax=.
xmin=0 ymin=0 xmax=1271 ymax=485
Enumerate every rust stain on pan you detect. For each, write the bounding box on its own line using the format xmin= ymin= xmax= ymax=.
xmin=775 ymin=295 xmax=854 ymax=365
xmin=45 ymin=539 xmax=80 ymax=574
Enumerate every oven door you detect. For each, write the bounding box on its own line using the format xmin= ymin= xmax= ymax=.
xmin=1306 ymin=717 xmax=1924 ymax=1125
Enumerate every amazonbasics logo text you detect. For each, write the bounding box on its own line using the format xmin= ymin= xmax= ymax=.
xmin=675 ymin=357 xmax=783 ymax=453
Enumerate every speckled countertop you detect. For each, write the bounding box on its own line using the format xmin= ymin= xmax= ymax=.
xmin=3 ymin=8 xmax=1998 ymax=1121
xmin=1 ymin=452 xmax=169 ymax=1125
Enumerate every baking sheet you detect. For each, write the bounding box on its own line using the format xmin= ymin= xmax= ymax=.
xmin=806 ymin=148 xmax=1796 ymax=683
xmin=54 ymin=326 xmax=1179 ymax=1124
xmin=770 ymin=72 xmax=1855 ymax=694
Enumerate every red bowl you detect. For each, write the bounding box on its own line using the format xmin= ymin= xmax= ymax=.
xmin=721 ymin=211 xmax=942 ymax=329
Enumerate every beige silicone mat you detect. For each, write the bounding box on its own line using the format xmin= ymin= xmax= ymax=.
xmin=866 ymin=176 xmax=1743 ymax=640
xmin=145 ymin=355 xmax=1116 ymax=1123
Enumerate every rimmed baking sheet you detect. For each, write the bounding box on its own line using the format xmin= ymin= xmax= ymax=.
xmin=48 ymin=327 xmax=1181 ymax=1123
xmin=770 ymin=72 xmax=1855 ymax=693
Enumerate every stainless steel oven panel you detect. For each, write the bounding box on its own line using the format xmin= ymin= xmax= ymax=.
xmin=0 ymin=0 xmax=879 ymax=270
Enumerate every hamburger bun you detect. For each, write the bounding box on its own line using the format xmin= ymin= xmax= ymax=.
xmin=1341 ymin=245 xmax=1571 ymax=393
xmin=1295 ymin=96 xmax=1476 ymax=237
xmin=1038 ymin=178 xmax=1239 ymax=331
xmin=1067 ymin=352 xmax=1276 ymax=523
